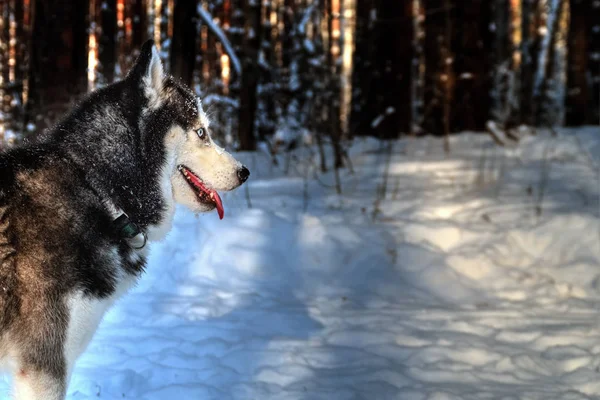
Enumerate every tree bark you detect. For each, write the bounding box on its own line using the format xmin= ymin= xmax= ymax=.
xmin=349 ymin=0 xmax=375 ymax=136
xmin=0 ymin=2 xmax=10 ymax=122
xmin=100 ymin=0 xmax=117 ymax=83
xmin=71 ymin=0 xmax=88 ymax=84
xmin=170 ymin=0 xmax=198 ymax=85
xmin=589 ymin=0 xmax=600 ymax=124
xmin=281 ymin=0 xmax=295 ymax=69
xmin=566 ymin=0 xmax=590 ymax=125
xmin=258 ymin=0 xmax=276 ymax=139
xmin=535 ymin=0 xmax=566 ymax=126
xmin=14 ymin=0 xmax=25 ymax=84
xmin=451 ymin=0 xmax=491 ymax=132
xmin=519 ymin=0 xmax=541 ymax=125
xmin=350 ymin=0 xmax=413 ymax=138
xmin=323 ymin=0 xmax=344 ymax=168
xmin=238 ymin=0 xmax=262 ymax=150
xmin=132 ymin=0 xmax=147 ymax=50
xmin=27 ymin=0 xmax=89 ymax=131
xmin=490 ymin=0 xmax=516 ymax=127
xmin=423 ymin=0 xmax=447 ymax=135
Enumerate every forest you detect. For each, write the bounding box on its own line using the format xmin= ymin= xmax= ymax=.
xmin=0 ymin=1 xmax=600 ymax=399
xmin=0 ymin=0 xmax=598 ymax=152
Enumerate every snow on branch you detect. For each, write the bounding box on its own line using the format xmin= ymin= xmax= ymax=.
xmin=203 ymin=94 xmax=240 ymax=108
xmin=533 ymin=0 xmax=560 ymax=99
xmin=197 ymin=5 xmax=242 ymax=78
xmin=297 ymin=3 xmax=317 ymax=36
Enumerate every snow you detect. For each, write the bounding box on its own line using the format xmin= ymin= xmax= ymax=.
xmin=203 ymin=94 xmax=240 ymax=109
xmin=3 ymin=128 xmax=600 ymax=399
xmin=273 ymin=123 xmax=312 ymax=152
xmin=371 ymin=108 xmax=395 ymax=129
xmin=371 ymin=114 xmax=385 ymax=128
xmin=486 ymin=120 xmax=516 ymax=145
xmin=303 ymin=39 xmax=315 ymax=54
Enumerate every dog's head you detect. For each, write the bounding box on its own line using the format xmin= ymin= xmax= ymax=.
xmin=128 ymin=41 xmax=249 ymax=219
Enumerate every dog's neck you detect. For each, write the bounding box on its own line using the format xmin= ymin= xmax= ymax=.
xmin=77 ymin=154 xmax=176 ymax=244
xmin=41 ymin=75 xmax=177 ymax=242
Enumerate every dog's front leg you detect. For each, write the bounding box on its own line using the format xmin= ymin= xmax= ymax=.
xmin=12 ymin=365 xmax=66 ymax=400
xmin=10 ymin=300 xmax=69 ymax=400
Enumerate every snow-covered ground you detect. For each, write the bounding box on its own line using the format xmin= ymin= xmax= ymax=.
xmin=3 ymin=127 xmax=600 ymax=399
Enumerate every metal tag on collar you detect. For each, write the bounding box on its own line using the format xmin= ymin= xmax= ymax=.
xmin=103 ymin=200 xmax=147 ymax=250
xmin=112 ymin=214 xmax=147 ymax=250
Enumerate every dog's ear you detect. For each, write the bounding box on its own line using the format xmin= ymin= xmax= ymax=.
xmin=128 ymin=40 xmax=164 ymax=102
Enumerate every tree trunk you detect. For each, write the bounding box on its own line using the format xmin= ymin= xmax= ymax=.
xmin=566 ymin=0 xmax=590 ymax=125
xmin=0 ymin=2 xmax=9 ymax=129
xmin=490 ymin=0 xmax=515 ymax=127
xmin=13 ymin=0 xmax=25 ymax=84
xmin=535 ymin=0 xmax=567 ymax=126
xmin=132 ymin=0 xmax=147 ymax=50
xmin=441 ymin=0 xmax=454 ymax=151
xmin=238 ymin=0 xmax=262 ymax=150
xmin=100 ymin=0 xmax=117 ymax=84
xmin=519 ymin=0 xmax=541 ymax=125
xmin=451 ymin=0 xmax=491 ymax=132
xmin=257 ymin=0 xmax=276 ymax=139
xmin=349 ymin=0 xmax=375 ymax=136
xmin=23 ymin=0 xmax=38 ymax=130
xmin=323 ymin=0 xmax=344 ymax=168
xmin=350 ymin=0 xmax=413 ymax=138
xmin=170 ymin=0 xmax=198 ymax=85
xmin=423 ymin=0 xmax=447 ymax=135
xmin=412 ymin=0 xmax=425 ymax=133
xmin=388 ymin=0 xmax=413 ymax=137
xmin=589 ymin=0 xmax=600 ymax=124
xmin=281 ymin=0 xmax=295 ymax=69
xmin=27 ymin=0 xmax=89 ymax=131
xmin=71 ymin=0 xmax=88 ymax=85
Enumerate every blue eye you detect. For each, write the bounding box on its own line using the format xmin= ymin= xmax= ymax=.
xmin=196 ymin=128 xmax=206 ymax=139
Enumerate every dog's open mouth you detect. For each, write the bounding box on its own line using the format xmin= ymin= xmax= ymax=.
xmin=178 ymin=165 xmax=224 ymax=219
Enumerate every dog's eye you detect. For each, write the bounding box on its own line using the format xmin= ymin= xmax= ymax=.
xmin=196 ymin=128 xmax=206 ymax=140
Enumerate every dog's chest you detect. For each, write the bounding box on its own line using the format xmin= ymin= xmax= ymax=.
xmin=63 ymin=268 xmax=138 ymax=367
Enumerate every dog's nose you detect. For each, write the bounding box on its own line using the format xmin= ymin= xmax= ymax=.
xmin=238 ymin=166 xmax=250 ymax=183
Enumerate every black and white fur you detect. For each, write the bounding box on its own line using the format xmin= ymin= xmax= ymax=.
xmin=0 ymin=40 xmax=248 ymax=399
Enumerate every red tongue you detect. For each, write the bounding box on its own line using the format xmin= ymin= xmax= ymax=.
xmin=184 ymin=168 xmax=224 ymax=220
xmin=210 ymin=190 xmax=224 ymax=220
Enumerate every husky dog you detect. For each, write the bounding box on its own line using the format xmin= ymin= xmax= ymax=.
xmin=0 ymin=40 xmax=249 ymax=399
